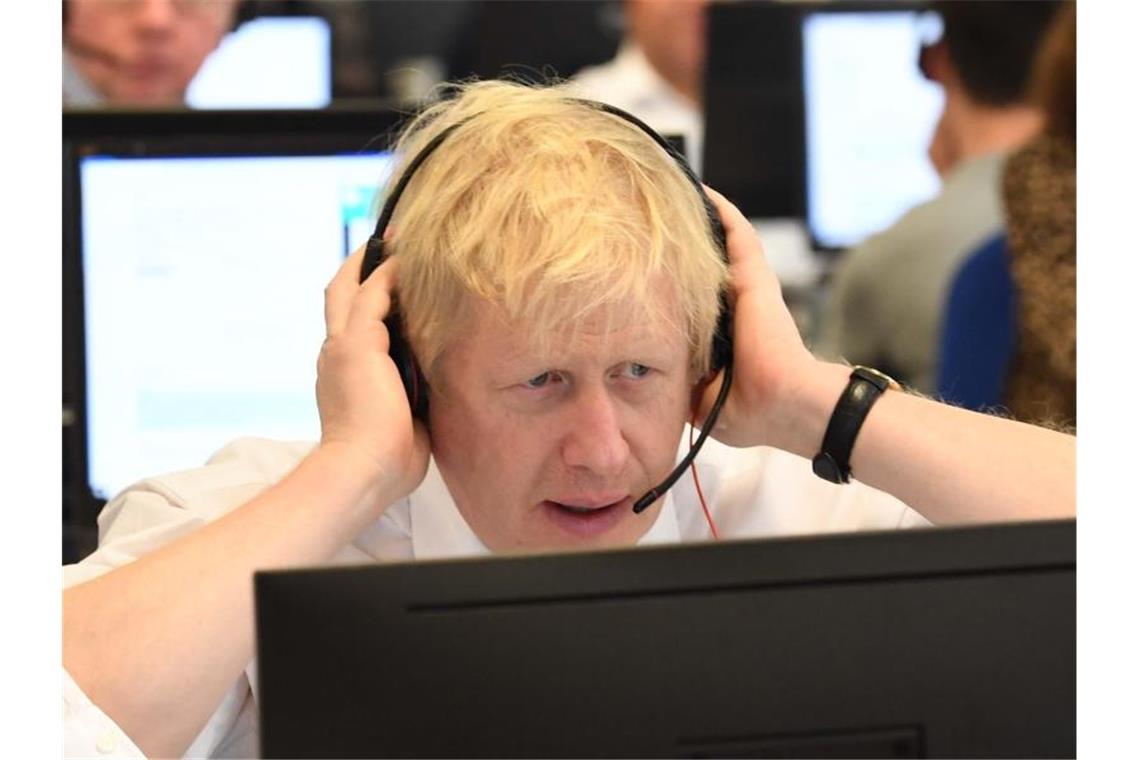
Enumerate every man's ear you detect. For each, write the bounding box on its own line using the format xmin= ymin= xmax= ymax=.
xmin=689 ymin=372 xmax=712 ymax=420
xmin=920 ymin=40 xmax=954 ymax=87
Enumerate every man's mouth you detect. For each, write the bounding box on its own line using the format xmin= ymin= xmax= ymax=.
xmin=541 ymin=496 xmax=632 ymax=538
xmin=551 ymin=499 xmax=620 ymax=512
xmin=556 ymin=503 xmax=605 ymax=514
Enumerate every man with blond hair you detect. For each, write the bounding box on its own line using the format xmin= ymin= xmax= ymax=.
xmin=63 ymin=81 xmax=1074 ymax=759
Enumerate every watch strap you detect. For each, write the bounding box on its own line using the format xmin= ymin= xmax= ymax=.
xmin=811 ymin=366 xmax=895 ymax=484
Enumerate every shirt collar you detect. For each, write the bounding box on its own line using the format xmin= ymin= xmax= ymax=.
xmin=604 ymin=40 xmax=688 ymax=111
xmin=62 ymin=50 xmax=105 ymax=107
xmin=942 ymin=150 xmax=1007 ymax=193
xmin=408 ymin=456 xmax=681 ymax=561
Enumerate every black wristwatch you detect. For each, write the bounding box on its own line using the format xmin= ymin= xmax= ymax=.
xmin=812 ymin=366 xmax=900 ymax=484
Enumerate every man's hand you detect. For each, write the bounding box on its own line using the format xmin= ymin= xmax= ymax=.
xmin=316 ymin=243 xmax=430 ymax=502
xmin=694 ymin=187 xmax=823 ymax=450
xmin=63 ymin=242 xmax=434 ymax=760
xmin=694 ymin=188 xmax=1074 ymax=527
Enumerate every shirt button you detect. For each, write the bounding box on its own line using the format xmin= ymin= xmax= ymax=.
xmin=96 ymin=730 xmax=118 ymax=754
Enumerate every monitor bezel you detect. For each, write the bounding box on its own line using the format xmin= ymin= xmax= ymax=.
xmin=62 ymin=106 xmax=407 ymax=549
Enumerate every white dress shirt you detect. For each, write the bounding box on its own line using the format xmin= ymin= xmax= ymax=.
xmin=63 ymin=50 xmax=105 ymax=107
xmin=63 ymin=433 xmax=928 ymax=758
xmin=572 ymin=41 xmax=705 ymax=176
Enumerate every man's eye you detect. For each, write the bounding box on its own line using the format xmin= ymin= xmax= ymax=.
xmin=524 ymin=371 xmax=554 ymax=389
xmin=622 ymin=363 xmax=651 ymax=379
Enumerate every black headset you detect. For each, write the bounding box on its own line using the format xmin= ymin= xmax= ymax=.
xmin=359 ymin=98 xmax=734 ymax=514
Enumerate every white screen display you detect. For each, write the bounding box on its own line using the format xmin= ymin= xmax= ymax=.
xmin=186 ymin=16 xmax=332 ymax=109
xmin=803 ymin=10 xmax=945 ymax=249
xmin=80 ymin=152 xmax=394 ymax=499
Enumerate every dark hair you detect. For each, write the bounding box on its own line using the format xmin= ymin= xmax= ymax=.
xmin=935 ymin=0 xmax=1066 ymax=106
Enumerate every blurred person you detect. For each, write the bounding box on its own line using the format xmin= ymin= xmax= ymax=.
xmin=63 ymin=0 xmax=240 ymax=107
xmin=1002 ymin=2 xmax=1077 ymax=428
xmin=61 ymin=81 xmax=1074 ymax=759
xmin=573 ymin=0 xmax=708 ymax=171
xmin=815 ymin=1 xmax=1062 ymax=394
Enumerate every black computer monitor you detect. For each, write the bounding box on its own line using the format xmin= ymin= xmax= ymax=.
xmin=703 ymin=1 xmax=944 ymax=251
xmin=703 ymin=0 xmax=806 ymax=220
xmin=445 ymin=0 xmax=621 ymax=84
xmin=255 ymin=519 xmax=1075 ymax=758
xmin=63 ymin=108 xmax=403 ymax=530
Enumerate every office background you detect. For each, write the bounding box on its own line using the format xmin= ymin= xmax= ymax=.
xmin=61 ymin=0 xmax=1076 ymax=562
xmin=38 ymin=4 xmax=1140 ymax=758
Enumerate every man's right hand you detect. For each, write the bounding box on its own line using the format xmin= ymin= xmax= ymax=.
xmin=316 ymin=243 xmax=431 ymax=504
xmin=64 ymin=243 xmax=432 ymax=759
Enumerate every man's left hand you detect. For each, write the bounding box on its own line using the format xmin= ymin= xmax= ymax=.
xmin=694 ymin=186 xmax=828 ymax=451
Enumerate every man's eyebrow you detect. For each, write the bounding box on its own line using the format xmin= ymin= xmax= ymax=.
xmin=500 ymin=330 xmax=682 ymax=367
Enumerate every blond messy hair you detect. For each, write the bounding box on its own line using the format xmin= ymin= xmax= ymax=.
xmin=380 ymin=80 xmax=729 ymax=380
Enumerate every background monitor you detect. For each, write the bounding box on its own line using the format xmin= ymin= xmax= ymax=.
xmin=445 ymin=0 xmax=621 ymax=83
xmin=703 ymin=1 xmax=945 ymax=251
xmin=256 ymin=519 xmax=1076 ymax=758
xmin=186 ymin=15 xmax=333 ymax=109
xmin=64 ymin=112 xmax=400 ymax=511
xmin=703 ymin=0 xmax=806 ymax=218
xmin=803 ymin=6 xmax=945 ymax=250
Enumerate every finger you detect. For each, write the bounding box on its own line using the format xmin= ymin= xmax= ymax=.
xmin=325 ymin=243 xmax=369 ymax=338
xmin=345 ymin=254 xmax=399 ymax=335
xmin=703 ymin=184 xmax=776 ymax=293
xmin=702 ymin=184 xmax=750 ymax=243
xmin=703 ymin=186 xmax=763 ymax=259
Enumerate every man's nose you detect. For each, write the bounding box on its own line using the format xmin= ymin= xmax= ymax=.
xmin=134 ymin=0 xmax=178 ymax=32
xmin=560 ymin=385 xmax=631 ymax=477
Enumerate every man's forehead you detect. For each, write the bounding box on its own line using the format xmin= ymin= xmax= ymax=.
xmin=464 ymin=292 xmax=687 ymax=364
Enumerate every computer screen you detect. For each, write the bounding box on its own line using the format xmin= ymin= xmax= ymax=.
xmin=186 ymin=16 xmax=332 ymax=109
xmin=703 ymin=1 xmax=806 ymax=220
xmin=256 ymin=519 xmax=1075 ymax=758
xmin=76 ymin=147 xmax=394 ymax=500
xmin=803 ymin=8 xmax=945 ymax=250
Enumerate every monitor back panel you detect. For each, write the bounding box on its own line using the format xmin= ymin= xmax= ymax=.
xmin=256 ymin=520 xmax=1075 ymax=758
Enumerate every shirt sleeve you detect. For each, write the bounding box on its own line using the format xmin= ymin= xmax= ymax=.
xmin=64 ymin=668 xmax=146 ymax=759
xmin=62 ymin=438 xmax=311 ymax=759
xmin=61 ymin=484 xmax=261 ymax=759
xmin=63 ymin=664 xmax=258 ymax=760
xmin=705 ymin=444 xmax=932 ymax=537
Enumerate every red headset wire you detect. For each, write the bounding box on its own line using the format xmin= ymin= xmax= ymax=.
xmin=689 ymin=413 xmax=719 ymax=540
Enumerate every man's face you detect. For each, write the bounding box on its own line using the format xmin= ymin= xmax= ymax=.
xmin=428 ymin=289 xmax=693 ymax=553
xmin=65 ymin=0 xmax=238 ymax=105
xmin=627 ymin=0 xmax=709 ymax=100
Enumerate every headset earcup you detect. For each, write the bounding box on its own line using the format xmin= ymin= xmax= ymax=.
xmin=711 ymin=298 xmax=734 ymax=375
xmin=384 ymin=307 xmax=429 ymax=421
xmin=703 ymin=196 xmax=734 ymax=375
xmin=362 ymin=237 xmax=429 ymax=421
